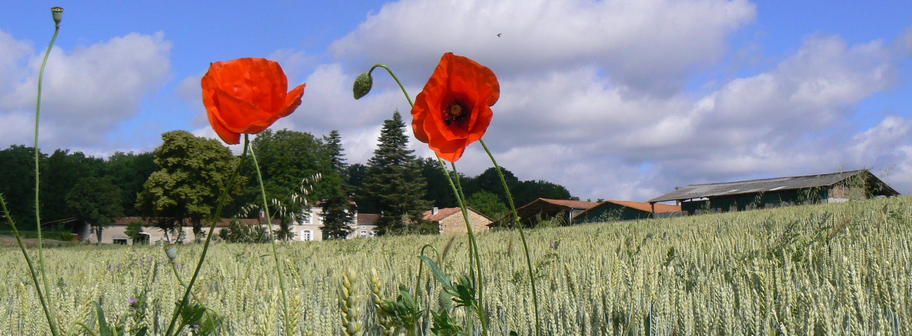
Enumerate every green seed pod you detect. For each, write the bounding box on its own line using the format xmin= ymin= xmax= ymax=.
xmin=51 ymin=7 xmax=63 ymax=26
xmin=352 ymin=72 xmax=372 ymax=100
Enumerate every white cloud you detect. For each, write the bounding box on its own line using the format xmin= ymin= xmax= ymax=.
xmin=0 ymin=31 xmax=171 ymax=149
xmin=331 ymin=0 xmax=756 ymax=94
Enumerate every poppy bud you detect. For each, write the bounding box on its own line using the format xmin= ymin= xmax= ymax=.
xmin=165 ymin=246 xmax=177 ymax=261
xmin=51 ymin=7 xmax=63 ymax=26
xmin=353 ymin=72 xmax=372 ymax=99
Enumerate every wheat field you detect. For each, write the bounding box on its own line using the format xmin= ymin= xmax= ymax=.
xmin=1 ymin=196 xmax=910 ymax=335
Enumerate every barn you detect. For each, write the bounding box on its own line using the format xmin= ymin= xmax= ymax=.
xmin=572 ymin=200 xmax=682 ymax=224
xmin=648 ymin=169 xmax=899 ymax=215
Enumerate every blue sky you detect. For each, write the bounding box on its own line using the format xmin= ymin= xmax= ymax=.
xmin=1 ymin=0 xmax=911 ymax=201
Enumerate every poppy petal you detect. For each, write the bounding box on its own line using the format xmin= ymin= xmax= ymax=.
xmin=280 ymin=83 xmax=306 ymax=117
xmin=207 ymin=112 xmax=241 ymax=144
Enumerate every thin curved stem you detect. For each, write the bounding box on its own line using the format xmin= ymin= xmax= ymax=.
xmin=30 ymin=23 xmax=61 ymax=336
xmin=249 ymin=138 xmax=293 ymax=336
xmin=1 ymin=195 xmax=58 ymax=336
xmin=447 ymin=162 xmax=484 ymax=303
xmin=446 ymin=161 xmax=489 ymax=331
xmin=369 ymin=64 xmax=413 ymax=107
xmin=479 ymin=138 xmax=540 ymax=335
xmin=164 ymin=136 xmax=249 ymax=336
xmin=414 ymin=244 xmax=440 ymax=296
xmin=367 ymin=63 xmax=488 ymax=334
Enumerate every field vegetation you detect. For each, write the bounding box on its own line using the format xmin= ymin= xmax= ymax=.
xmin=1 ymin=196 xmax=909 ymax=335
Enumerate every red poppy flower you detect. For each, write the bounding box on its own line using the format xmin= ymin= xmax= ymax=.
xmin=412 ymin=52 xmax=500 ymax=162
xmin=202 ymin=58 xmax=305 ymax=144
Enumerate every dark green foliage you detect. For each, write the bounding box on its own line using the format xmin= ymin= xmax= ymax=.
xmin=321 ymin=175 xmax=354 ymax=240
xmin=362 ymin=112 xmax=432 ymax=235
xmin=66 ymin=177 xmax=123 ymax=243
xmin=417 ymin=158 xmax=459 ymax=208
xmin=136 ymin=131 xmax=240 ymax=239
xmin=0 ymin=146 xmax=37 ymax=229
xmin=346 ymin=163 xmax=374 ymax=212
xmin=217 ymin=220 xmax=270 ymax=243
xmin=42 ymin=149 xmax=105 ymax=223
xmin=466 ymin=190 xmax=507 ymax=219
xmin=514 ymin=180 xmax=572 ymax=206
xmin=321 ymin=130 xmax=355 ymax=240
xmin=125 ymin=221 xmax=145 ymax=242
xmin=105 ymin=152 xmax=156 ymax=217
xmin=323 ymin=130 xmax=348 ymax=174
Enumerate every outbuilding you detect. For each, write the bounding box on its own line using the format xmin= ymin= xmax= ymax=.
xmin=648 ymin=169 xmax=899 ymax=215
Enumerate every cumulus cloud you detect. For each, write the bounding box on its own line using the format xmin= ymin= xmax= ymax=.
xmin=331 ymin=0 xmax=756 ymax=95
xmin=0 ymin=31 xmax=171 ymax=149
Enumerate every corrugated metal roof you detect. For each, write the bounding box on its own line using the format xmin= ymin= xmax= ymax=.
xmin=649 ymin=170 xmax=894 ymax=202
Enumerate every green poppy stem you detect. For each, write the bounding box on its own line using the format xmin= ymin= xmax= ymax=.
xmin=478 ymin=138 xmax=541 ymax=336
xmin=444 ymin=160 xmax=489 ymax=330
xmin=164 ymin=136 xmax=249 ymax=336
xmin=366 ymin=64 xmax=488 ymax=333
xmin=0 ymin=195 xmax=59 ymax=336
xmin=368 ymin=64 xmax=414 ymax=106
xmin=29 ymin=20 xmax=61 ymax=336
xmin=248 ymin=137 xmax=293 ymax=336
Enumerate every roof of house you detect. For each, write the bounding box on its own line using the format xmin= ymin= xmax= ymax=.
xmin=422 ymin=208 xmax=461 ymax=222
xmin=648 ymin=169 xmax=899 ymax=203
xmin=111 ymin=217 xmax=260 ymax=228
xmin=357 ymin=213 xmax=380 ymax=226
xmin=532 ymin=198 xmax=599 ymax=210
xmin=422 ymin=207 xmax=495 ymax=222
xmin=573 ymin=200 xmax=681 ymax=220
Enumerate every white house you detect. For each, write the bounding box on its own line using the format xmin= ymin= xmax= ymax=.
xmin=80 ymin=206 xmax=380 ymax=245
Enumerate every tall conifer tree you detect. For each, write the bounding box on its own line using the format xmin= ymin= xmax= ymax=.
xmin=362 ymin=112 xmax=431 ymax=235
xmin=321 ymin=130 xmax=355 ymax=239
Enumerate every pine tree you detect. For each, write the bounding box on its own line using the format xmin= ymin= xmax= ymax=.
xmin=323 ymin=130 xmax=348 ymax=175
xmin=362 ymin=112 xmax=431 ymax=235
xmin=321 ymin=130 xmax=355 ymax=239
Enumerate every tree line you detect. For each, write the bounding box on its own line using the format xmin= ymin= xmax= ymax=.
xmin=0 ymin=112 xmax=572 ymax=238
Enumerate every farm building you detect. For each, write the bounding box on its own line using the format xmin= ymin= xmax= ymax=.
xmin=498 ymin=198 xmax=599 ymax=227
xmin=572 ymin=200 xmax=682 ymax=224
xmin=422 ymin=207 xmax=492 ymax=234
xmin=648 ymin=169 xmax=899 ymax=215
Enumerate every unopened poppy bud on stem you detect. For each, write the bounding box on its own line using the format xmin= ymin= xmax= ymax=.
xmin=353 ymin=72 xmax=373 ymax=99
xmin=51 ymin=7 xmax=63 ymax=27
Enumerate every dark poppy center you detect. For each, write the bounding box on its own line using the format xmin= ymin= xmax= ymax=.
xmin=444 ymin=101 xmax=470 ymax=126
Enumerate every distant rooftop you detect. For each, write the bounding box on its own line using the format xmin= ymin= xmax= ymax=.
xmin=649 ymin=169 xmax=899 ymax=203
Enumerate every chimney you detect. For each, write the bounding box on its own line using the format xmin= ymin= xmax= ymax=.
xmin=432 ymin=207 xmax=438 ymax=215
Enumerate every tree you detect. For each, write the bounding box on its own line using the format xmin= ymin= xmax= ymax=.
xmin=42 ymin=149 xmax=105 ymax=223
xmin=135 ymin=131 xmax=240 ymax=242
xmin=125 ymin=220 xmax=145 ymax=243
xmin=321 ymin=130 xmax=355 ymax=240
xmin=472 ymin=167 xmax=521 ymax=204
xmin=323 ymin=130 xmax=348 ymax=175
xmin=66 ymin=177 xmax=123 ymax=244
xmin=466 ymin=190 xmax=508 ymax=220
xmin=239 ymin=129 xmax=334 ymax=239
xmin=105 ymin=152 xmax=156 ymax=216
xmin=0 ymin=146 xmax=37 ymax=230
xmin=346 ymin=163 xmax=374 ymax=213
xmin=362 ymin=112 xmax=432 ymax=235
xmin=418 ymin=157 xmax=459 ymax=208
xmin=321 ymin=175 xmax=354 ymax=240
xmin=515 ymin=180 xmax=572 ymax=206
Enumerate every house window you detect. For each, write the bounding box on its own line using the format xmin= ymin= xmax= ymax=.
xmin=302 ymin=208 xmax=312 ymax=224
xmin=302 ymin=230 xmax=312 ymax=241
xmin=113 ymin=238 xmax=128 ymax=245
